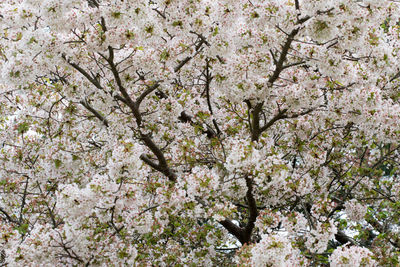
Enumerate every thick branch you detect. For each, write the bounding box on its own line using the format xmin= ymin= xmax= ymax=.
xmin=258 ymin=109 xmax=288 ymax=135
xmin=219 ymin=219 xmax=249 ymax=245
xmin=335 ymin=230 xmax=358 ymax=246
xmin=139 ymin=154 xmax=161 ymax=170
xmin=242 ymin=176 xmax=258 ymax=242
xmin=87 ymin=0 xmax=99 ymax=8
xmin=204 ymin=59 xmax=221 ymax=135
xmin=253 ymin=107 xmax=315 ymax=142
xmin=174 ymin=56 xmax=192 ymax=73
xmin=390 ymin=70 xmax=400 ymax=82
xmin=136 ymin=82 xmax=161 ymax=107
xmin=139 ymin=134 xmax=177 ymax=182
xmin=295 ymin=0 xmax=300 ymax=10
xmin=268 ymin=27 xmax=301 ymax=85
xmin=80 ymin=99 xmax=109 ymax=127
xmin=66 ymin=44 xmax=175 ymax=182
xmin=105 ymin=46 xmax=142 ymax=126
xmin=62 ymin=55 xmax=103 ymax=90
xmin=219 ymin=177 xmax=258 ymax=245
xmin=250 ymin=26 xmax=302 ymax=142
xmin=104 ymin=46 xmax=177 ymax=182
xmin=250 ymin=103 xmax=264 ymax=142
xmin=0 ymin=207 xmax=17 ymax=224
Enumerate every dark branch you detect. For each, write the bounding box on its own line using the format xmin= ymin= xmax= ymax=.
xmin=0 ymin=207 xmax=17 ymax=224
xmin=259 ymin=108 xmax=288 ymax=134
xmin=178 ymin=111 xmax=217 ymax=138
xmin=19 ymin=176 xmax=29 ymax=224
xmin=79 ymin=99 xmax=109 ymax=127
xmin=140 ymin=134 xmax=177 ymax=182
xmin=174 ymin=56 xmax=192 ymax=73
xmin=136 ymin=82 xmax=161 ymax=107
xmin=268 ymin=27 xmax=301 ymax=85
xmin=295 ymin=0 xmax=300 ymax=10
xmin=105 ymin=46 xmax=142 ymax=126
xmin=87 ymin=0 xmax=99 ymax=8
xmin=219 ymin=219 xmax=248 ymax=244
xmin=219 ymin=176 xmax=259 ymax=245
xmin=62 ymin=54 xmax=103 ymax=90
xmin=242 ymin=176 xmax=258 ymax=243
xmin=335 ymin=230 xmax=358 ymax=246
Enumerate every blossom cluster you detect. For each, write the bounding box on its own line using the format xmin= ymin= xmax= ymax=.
xmin=0 ymin=0 xmax=400 ymax=265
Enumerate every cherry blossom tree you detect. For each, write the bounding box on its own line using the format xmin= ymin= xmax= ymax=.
xmin=1 ymin=0 xmax=400 ymax=265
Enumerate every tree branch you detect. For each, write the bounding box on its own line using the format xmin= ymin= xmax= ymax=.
xmin=139 ymin=134 xmax=177 ymax=182
xmin=136 ymin=82 xmax=161 ymax=107
xmin=79 ymin=99 xmax=109 ymax=127
xmin=269 ymin=27 xmax=301 ymax=85
xmin=335 ymin=230 xmax=358 ymax=246
xmin=219 ymin=219 xmax=248 ymax=244
xmin=62 ymin=54 xmax=103 ymax=90
xmin=242 ymin=176 xmax=258 ymax=242
xmin=104 ymin=46 xmax=142 ymax=126
xmin=65 ymin=41 xmax=176 ymax=182
xmin=259 ymin=108 xmax=288 ymax=134
xmin=19 ymin=176 xmax=29 ymax=224
xmin=250 ymin=25 xmax=303 ymax=142
xmin=174 ymin=56 xmax=192 ymax=73
xmin=0 ymin=207 xmax=17 ymax=224
xmin=219 ymin=176 xmax=259 ymax=245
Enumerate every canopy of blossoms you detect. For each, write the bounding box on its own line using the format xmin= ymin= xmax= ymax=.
xmin=0 ymin=0 xmax=400 ymax=265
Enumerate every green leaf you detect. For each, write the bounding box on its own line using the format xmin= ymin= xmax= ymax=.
xmin=111 ymin=12 xmax=122 ymax=19
xmin=16 ymin=223 xmax=29 ymax=235
xmin=54 ymin=159 xmax=62 ymax=168
xmin=17 ymin=122 xmax=30 ymax=134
